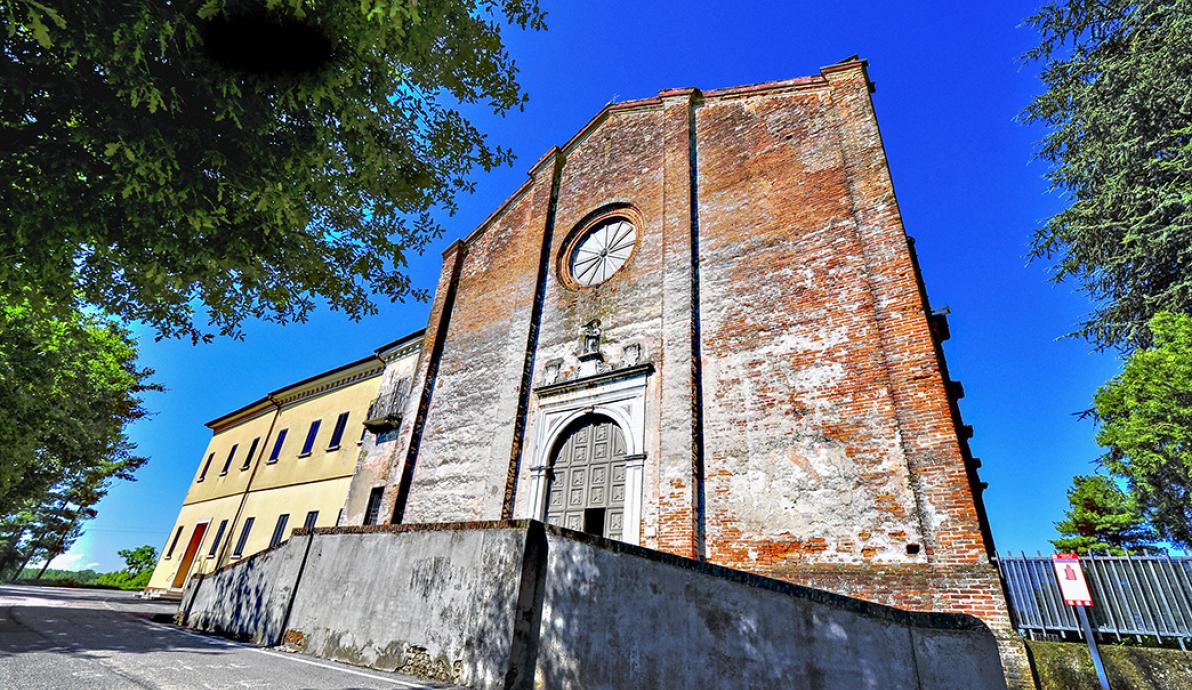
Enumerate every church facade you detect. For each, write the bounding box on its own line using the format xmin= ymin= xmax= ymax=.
xmin=151 ymin=58 xmax=1027 ymax=684
xmin=338 ymin=59 xmax=1024 ymax=681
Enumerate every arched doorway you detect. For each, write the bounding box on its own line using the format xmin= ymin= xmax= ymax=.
xmin=545 ymin=415 xmax=627 ymax=539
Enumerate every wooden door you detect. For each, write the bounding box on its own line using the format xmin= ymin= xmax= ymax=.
xmin=171 ymin=523 xmax=208 ymax=589
xmin=545 ymin=416 xmax=627 ymax=538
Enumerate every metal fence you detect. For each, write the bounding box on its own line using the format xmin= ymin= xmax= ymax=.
xmin=995 ymin=552 xmax=1192 ymax=649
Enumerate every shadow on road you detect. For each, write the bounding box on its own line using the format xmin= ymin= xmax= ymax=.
xmin=0 ymin=585 xmax=222 ymax=660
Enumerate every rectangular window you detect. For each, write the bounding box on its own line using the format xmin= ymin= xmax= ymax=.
xmin=206 ymin=520 xmax=228 ymax=558
xmin=219 ymin=444 xmax=238 ymax=475
xmin=363 ymin=487 xmax=385 ymax=526
xmin=197 ymin=453 xmax=214 ymax=482
xmin=300 ymin=420 xmax=320 ymax=456
xmin=268 ymin=429 xmax=288 ymax=463
xmin=327 ymin=412 xmax=350 ymax=450
xmin=232 ymin=517 xmax=254 ymax=557
xmin=303 ymin=511 xmax=319 ymax=530
xmin=269 ymin=514 xmax=290 ymax=547
xmin=358 ymin=426 xmax=368 ymax=444
xmin=241 ymin=437 xmax=260 ymax=470
xmin=164 ymin=525 xmax=184 ymax=559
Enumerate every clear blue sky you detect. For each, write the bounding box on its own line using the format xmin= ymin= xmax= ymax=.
xmin=60 ymin=0 xmax=1122 ymax=572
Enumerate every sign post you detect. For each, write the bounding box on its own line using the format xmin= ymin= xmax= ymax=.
xmin=1052 ymin=554 xmax=1110 ymax=690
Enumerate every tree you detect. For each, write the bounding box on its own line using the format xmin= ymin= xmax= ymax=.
xmin=1 ymin=0 xmax=546 ymax=341
xmin=0 ymin=297 xmax=156 ymax=517
xmin=1024 ymin=0 xmax=1192 ymax=351
xmin=1093 ymin=311 xmax=1192 ymax=547
xmin=0 ymin=299 xmax=153 ymax=580
xmin=1052 ymin=474 xmax=1156 ymax=554
xmin=95 ymin=544 xmax=158 ymax=590
xmin=117 ymin=545 xmax=157 ymax=578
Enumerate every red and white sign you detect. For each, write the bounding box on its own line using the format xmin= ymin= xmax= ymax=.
xmin=1052 ymin=554 xmax=1094 ymax=607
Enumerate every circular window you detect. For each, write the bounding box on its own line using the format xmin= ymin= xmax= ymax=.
xmin=567 ymin=218 xmax=637 ymax=287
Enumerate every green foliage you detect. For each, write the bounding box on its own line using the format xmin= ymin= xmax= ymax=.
xmin=93 ymin=545 xmax=156 ymax=589
xmin=1052 ymin=474 xmax=1156 ymax=554
xmin=1027 ymin=639 xmax=1192 ymax=688
xmin=117 ymin=544 xmax=157 ymax=576
xmin=16 ymin=567 xmax=100 ymax=584
xmin=1024 ymin=0 xmax=1192 ymax=351
xmin=0 ymin=298 xmax=155 ymax=579
xmin=94 ymin=568 xmax=152 ymax=590
xmin=1 ymin=0 xmax=545 ymax=341
xmin=11 ymin=545 xmax=158 ymax=590
xmin=0 ymin=297 xmax=156 ymax=517
xmin=1094 ymin=312 xmax=1192 ymax=547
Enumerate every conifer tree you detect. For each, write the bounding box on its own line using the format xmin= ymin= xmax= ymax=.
xmin=1052 ymin=474 xmax=1156 ymax=554
xmin=1025 ymin=0 xmax=1192 ymax=351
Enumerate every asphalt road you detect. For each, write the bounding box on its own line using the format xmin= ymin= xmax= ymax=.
xmin=0 ymin=584 xmax=455 ymax=689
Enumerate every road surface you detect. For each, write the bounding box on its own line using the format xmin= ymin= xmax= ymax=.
xmin=0 ymin=584 xmax=455 ymax=689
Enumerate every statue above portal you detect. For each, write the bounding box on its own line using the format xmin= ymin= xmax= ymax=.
xmin=579 ymin=319 xmax=602 ymax=361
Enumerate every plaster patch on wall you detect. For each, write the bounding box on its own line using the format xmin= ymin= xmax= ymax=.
xmin=726 ymin=432 xmax=860 ymax=534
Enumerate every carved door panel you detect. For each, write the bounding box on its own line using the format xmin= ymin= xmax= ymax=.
xmin=546 ymin=416 xmax=626 ymax=539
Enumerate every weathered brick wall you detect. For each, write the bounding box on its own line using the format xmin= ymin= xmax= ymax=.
xmin=399 ymin=171 xmax=551 ymax=523
xmin=690 ymin=63 xmax=1029 ymax=685
xmin=345 ymin=59 xmax=1030 ymax=687
xmin=696 ymin=80 xmax=927 ymax=568
xmin=341 ymin=243 xmax=463 ymax=526
xmin=524 ymin=106 xmax=674 ymax=544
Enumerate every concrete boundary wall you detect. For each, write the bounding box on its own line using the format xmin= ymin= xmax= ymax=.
xmin=181 ymin=531 xmax=312 ymax=645
xmin=179 ymin=521 xmax=1006 ymax=689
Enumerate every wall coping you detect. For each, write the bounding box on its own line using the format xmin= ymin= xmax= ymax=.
xmin=276 ymin=519 xmax=990 ymax=633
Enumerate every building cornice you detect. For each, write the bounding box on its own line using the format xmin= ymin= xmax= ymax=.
xmin=206 ymin=328 xmax=426 ymax=431
xmin=534 ymin=363 xmax=655 ymax=398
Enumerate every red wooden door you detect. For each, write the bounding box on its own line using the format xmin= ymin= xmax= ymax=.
xmin=171 ymin=523 xmax=208 ymax=589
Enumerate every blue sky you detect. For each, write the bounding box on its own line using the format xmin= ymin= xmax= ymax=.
xmin=59 ymin=1 xmax=1123 ymax=572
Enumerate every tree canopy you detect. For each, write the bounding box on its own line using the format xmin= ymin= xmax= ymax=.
xmin=95 ymin=545 xmax=157 ymax=589
xmin=1052 ymin=474 xmax=1156 ymax=554
xmin=1093 ymin=311 xmax=1192 ymax=547
xmin=1024 ymin=0 xmax=1192 ymax=351
xmin=0 ymin=298 xmax=155 ymax=577
xmin=2 ymin=0 xmax=545 ymax=341
xmin=0 ymin=298 xmax=155 ymax=517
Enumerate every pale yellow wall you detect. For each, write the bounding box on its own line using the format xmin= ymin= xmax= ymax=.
xmin=223 ymin=476 xmax=354 ymax=565
xmin=248 ymin=375 xmax=381 ymax=492
xmin=146 ymin=367 xmax=383 ymax=593
xmin=147 ymin=493 xmax=242 ymax=591
xmin=184 ymin=408 xmax=278 ymax=504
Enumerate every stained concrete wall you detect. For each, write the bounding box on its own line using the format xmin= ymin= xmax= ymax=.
xmin=181 ymin=532 xmax=311 ymax=645
xmin=283 ymin=527 xmax=532 ymax=687
xmin=537 ymin=528 xmax=1005 ymax=690
xmin=179 ymin=521 xmax=1005 ymax=690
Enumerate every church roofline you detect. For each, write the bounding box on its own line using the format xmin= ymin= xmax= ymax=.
xmin=452 ymin=58 xmax=869 ymax=251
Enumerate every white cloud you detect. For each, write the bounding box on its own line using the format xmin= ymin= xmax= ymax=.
xmin=31 ymin=550 xmax=97 ymax=571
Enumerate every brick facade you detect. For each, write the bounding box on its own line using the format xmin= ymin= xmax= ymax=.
xmin=345 ymin=59 xmax=1032 ymax=687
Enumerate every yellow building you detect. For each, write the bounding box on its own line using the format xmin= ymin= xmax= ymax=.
xmin=145 ymin=331 xmax=422 ymax=595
